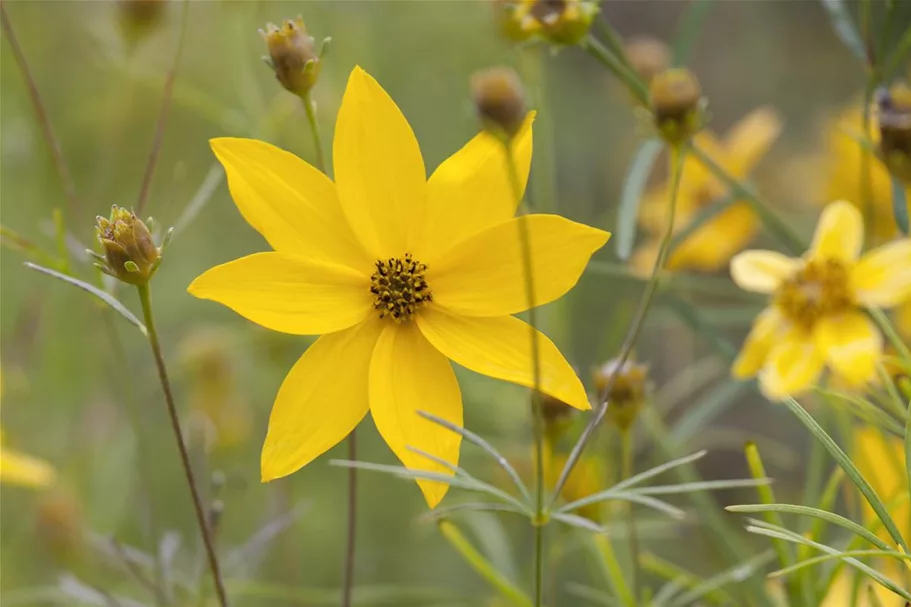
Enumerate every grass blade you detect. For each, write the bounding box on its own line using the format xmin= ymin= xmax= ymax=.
xmin=781 ymin=396 xmax=909 ymax=552
xmin=819 ymin=0 xmax=867 ymax=62
xmin=672 ymin=0 xmax=714 ymax=66
xmin=891 ymin=177 xmax=910 ymax=234
xmin=610 ymin=450 xmax=707 ymax=492
xmin=665 ymin=551 xmax=777 ymax=607
xmin=615 ymin=138 xmax=663 ymax=260
xmin=25 ymin=262 xmax=147 ymax=336
xmin=768 ymin=549 xmax=911 ymax=580
xmin=629 ymin=478 xmax=770 ymax=496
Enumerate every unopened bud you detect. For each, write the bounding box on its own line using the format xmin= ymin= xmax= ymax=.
xmin=650 ymin=68 xmax=704 ymax=145
xmin=527 ymin=0 xmax=598 ymax=46
xmin=261 ymin=16 xmax=324 ymax=97
xmin=492 ymin=0 xmax=534 ymax=43
xmin=626 ymin=37 xmax=671 ymax=85
xmin=471 ymin=67 xmax=527 ymax=140
xmin=877 ymin=83 xmax=911 ymax=183
xmin=593 ymin=358 xmax=650 ymax=432
xmin=94 ymin=206 xmax=161 ymax=285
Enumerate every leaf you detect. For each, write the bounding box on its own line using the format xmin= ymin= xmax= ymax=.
xmin=781 ymin=396 xmax=909 ymax=553
xmin=615 ymin=138 xmax=663 ymax=260
xmin=559 ymin=490 xmax=686 ymax=520
xmin=726 ymin=503 xmax=893 ymax=551
xmin=665 ymin=551 xmax=777 ymax=607
xmin=437 ymin=520 xmax=533 ymax=607
xmin=629 ymin=477 xmax=771 ymax=496
xmin=24 ymin=262 xmax=147 ymax=336
xmin=891 ymin=177 xmax=910 ymax=235
xmin=819 ymin=0 xmax=867 ymax=62
xmin=743 ymin=443 xmax=795 ymax=570
xmin=672 ymin=0 xmax=714 ymax=66
xmin=768 ymin=549 xmax=911 ymax=579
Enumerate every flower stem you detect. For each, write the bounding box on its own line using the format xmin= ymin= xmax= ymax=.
xmin=620 ymin=428 xmax=640 ymax=603
xmin=341 ymin=430 xmax=357 ymax=607
xmin=550 ymin=144 xmax=685 ymax=507
xmin=302 ymin=92 xmax=327 ymax=173
xmin=505 ymin=141 xmax=545 ymax=606
xmin=136 ymin=283 xmax=228 ymax=607
xmin=581 ymin=34 xmax=650 ymax=107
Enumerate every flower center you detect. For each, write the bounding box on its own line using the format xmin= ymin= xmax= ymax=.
xmin=774 ymin=258 xmax=853 ymax=328
xmin=370 ymin=254 xmax=432 ymax=323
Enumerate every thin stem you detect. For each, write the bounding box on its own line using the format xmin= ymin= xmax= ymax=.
xmin=341 ymin=431 xmax=357 ymax=607
xmin=136 ymin=0 xmax=190 ymax=215
xmin=505 ymin=141 xmax=544 ymax=606
xmin=0 ymin=2 xmax=80 ymax=215
xmin=582 ymin=35 xmax=650 ymax=107
xmin=301 ymin=92 xmax=327 ymax=173
xmin=136 ymin=283 xmax=228 ymax=607
xmin=621 ymin=429 xmax=640 ymax=603
xmin=551 ymin=144 xmax=685 ymax=506
xmin=861 ymin=79 xmax=876 ymax=246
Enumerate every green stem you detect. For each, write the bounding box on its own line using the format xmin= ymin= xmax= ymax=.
xmin=582 ymin=35 xmax=650 ymax=107
xmin=136 ymin=283 xmax=228 ymax=607
xmin=688 ymin=145 xmax=806 ymax=255
xmin=302 ymin=92 xmax=327 ymax=173
xmin=620 ymin=429 xmax=640 ymax=603
xmin=861 ymin=78 xmax=876 ymax=246
xmin=550 ymin=144 xmax=685 ymax=507
xmin=505 ymin=141 xmax=545 ymax=606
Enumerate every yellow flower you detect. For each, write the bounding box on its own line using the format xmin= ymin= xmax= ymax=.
xmin=822 ymin=104 xmax=907 ymax=241
xmin=730 ymin=200 xmax=911 ymax=399
xmin=820 ymin=572 xmax=904 ymax=607
xmin=544 ymin=450 xmax=604 ymax=522
xmin=0 ymin=431 xmax=56 ymax=488
xmin=188 ymin=67 xmax=609 ymax=507
xmin=632 ymin=108 xmax=782 ymax=274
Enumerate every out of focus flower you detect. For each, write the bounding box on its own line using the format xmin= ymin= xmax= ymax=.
xmin=492 ymin=0 xmax=597 ymax=46
xmin=36 ymin=490 xmax=83 ymax=565
xmin=649 ymin=69 xmax=704 ymax=145
xmin=854 ymin=426 xmax=909 ymax=543
xmin=188 ymin=67 xmax=607 ymax=507
xmin=821 ymin=104 xmax=905 ymax=241
xmin=544 ymin=448 xmax=604 ymax=521
xmin=491 ymin=0 xmax=534 ymax=43
xmin=877 ymin=82 xmax=911 ymax=184
xmin=180 ymin=328 xmax=250 ymax=450
xmin=470 ymin=67 xmax=528 ymax=140
xmin=632 ymin=108 xmax=782 ymax=274
xmin=592 ymin=358 xmax=649 ymax=431
xmin=0 ymin=370 xmax=55 ymax=488
xmin=94 ymin=205 xmax=162 ymax=286
xmin=625 ymin=37 xmax=671 ymax=85
xmin=820 ymin=573 xmax=904 ymax=607
xmin=261 ymin=16 xmax=325 ymax=98
xmin=730 ymin=201 xmax=911 ymax=399
xmin=540 ymin=390 xmax=578 ymax=444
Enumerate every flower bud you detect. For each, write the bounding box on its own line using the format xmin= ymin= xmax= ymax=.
xmin=471 ymin=67 xmax=527 ymax=140
xmin=36 ymin=490 xmax=83 ymax=567
xmin=527 ymin=0 xmax=598 ymax=46
xmin=625 ymin=37 xmax=671 ymax=85
xmin=593 ymin=358 xmax=650 ymax=432
xmin=94 ymin=205 xmax=161 ymax=285
xmin=492 ymin=0 xmax=535 ymax=43
xmin=877 ymin=83 xmax=911 ymax=183
xmin=261 ymin=16 xmax=322 ymax=98
xmin=650 ymin=68 xmax=704 ymax=145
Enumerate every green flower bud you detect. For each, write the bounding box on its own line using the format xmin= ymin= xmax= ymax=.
xmin=650 ymin=68 xmax=705 ymax=145
xmin=261 ymin=16 xmax=323 ymax=97
xmin=94 ymin=206 xmax=161 ymax=285
xmin=527 ymin=0 xmax=598 ymax=46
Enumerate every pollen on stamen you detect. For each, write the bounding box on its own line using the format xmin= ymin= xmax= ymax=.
xmin=369 ymin=254 xmax=432 ymax=323
xmin=774 ymin=259 xmax=853 ymax=328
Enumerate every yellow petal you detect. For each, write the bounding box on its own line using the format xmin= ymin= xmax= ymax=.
xmin=0 ymin=446 xmax=56 ymax=488
xmin=730 ymin=250 xmax=800 ymax=293
xmin=852 ymin=238 xmax=911 ymax=307
xmin=416 ymin=307 xmax=590 ymax=410
xmin=261 ymin=318 xmax=383 ymax=482
xmin=723 ymin=107 xmax=783 ymax=177
xmin=853 ymin=426 xmax=909 ymax=542
xmin=333 ymin=67 xmax=427 ymax=259
xmin=429 ymin=215 xmax=609 ymax=316
xmin=814 ymin=312 xmax=882 ymax=386
xmin=369 ymin=322 xmax=462 ymax=508
xmin=732 ymin=306 xmax=787 ymax=379
xmin=810 ymin=200 xmax=863 ymax=262
xmin=421 ymin=114 xmax=533 ymax=259
xmin=188 ymin=252 xmax=372 ymax=335
xmin=670 ymin=203 xmax=759 ymax=272
xmin=896 ymin=300 xmax=911 ymax=340
xmin=758 ymin=327 xmax=825 ymax=400
xmin=210 ymin=138 xmax=370 ymax=270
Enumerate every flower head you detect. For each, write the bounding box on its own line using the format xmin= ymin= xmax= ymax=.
xmin=593 ymin=358 xmax=649 ymax=431
xmin=524 ymin=0 xmax=598 ymax=46
xmin=188 ymin=67 xmax=609 ymax=507
xmin=730 ymin=200 xmax=911 ymax=399
xmin=94 ymin=205 xmax=161 ymax=285
xmin=471 ymin=67 xmax=528 ymax=141
xmin=633 ymin=108 xmax=782 ymax=274
xmin=650 ymin=68 xmax=704 ymax=145
xmin=260 ymin=16 xmax=323 ymax=97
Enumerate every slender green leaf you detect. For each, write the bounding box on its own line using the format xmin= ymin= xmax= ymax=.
xmin=565 ymin=582 xmax=619 ymax=606
xmin=611 ymin=450 xmax=707 ymax=492
xmin=643 ymin=552 xmax=736 ymax=606
xmin=672 ymin=0 xmax=713 ymax=66
xmin=628 ymin=478 xmax=771 ymax=496
xmin=550 ymin=512 xmax=607 ymax=534
xmin=891 ymin=177 xmax=910 ymax=234
xmin=781 ymin=396 xmax=908 ymax=552
xmin=665 ymin=551 xmax=776 ymax=607
xmin=438 ymin=520 xmax=533 ymax=607
xmin=25 ymin=262 xmax=147 ymax=336
xmin=883 ymin=21 xmax=911 ymax=78
xmin=769 ymin=549 xmax=911 ymax=580
xmin=418 ymin=411 xmax=532 ymax=505
xmin=422 ymin=502 xmax=524 ymax=520
xmin=726 ymin=504 xmax=893 ymax=551
xmin=743 ymin=443 xmax=795 ymax=572
xmin=559 ymin=490 xmax=686 ymax=520
xmin=820 ymin=0 xmax=867 ymax=62
xmin=615 ymin=138 xmax=663 ymax=260
xmin=586 ymin=535 xmax=637 ymax=607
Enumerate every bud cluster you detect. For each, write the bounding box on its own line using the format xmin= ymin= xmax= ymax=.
xmin=92 ymin=205 xmax=170 ymax=286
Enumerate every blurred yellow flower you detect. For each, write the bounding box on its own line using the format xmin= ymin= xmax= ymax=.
xmin=188 ymin=67 xmax=608 ymax=507
xmin=632 ymin=108 xmax=782 ymax=274
xmin=730 ymin=200 xmax=911 ymax=399
xmin=854 ymin=426 xmax=909 ymax=544
xmin=545 ymin=450 xmax=604 ymax=522
xmin=820 ymin=572 xmax=904 ymax=607
xmin=0 ymin=431 xmax=56 ymax=488
xmin=896 ymin=299 xmax=911 ymax=340
xmin=822 ymin=104 xmax=907 ymax=242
